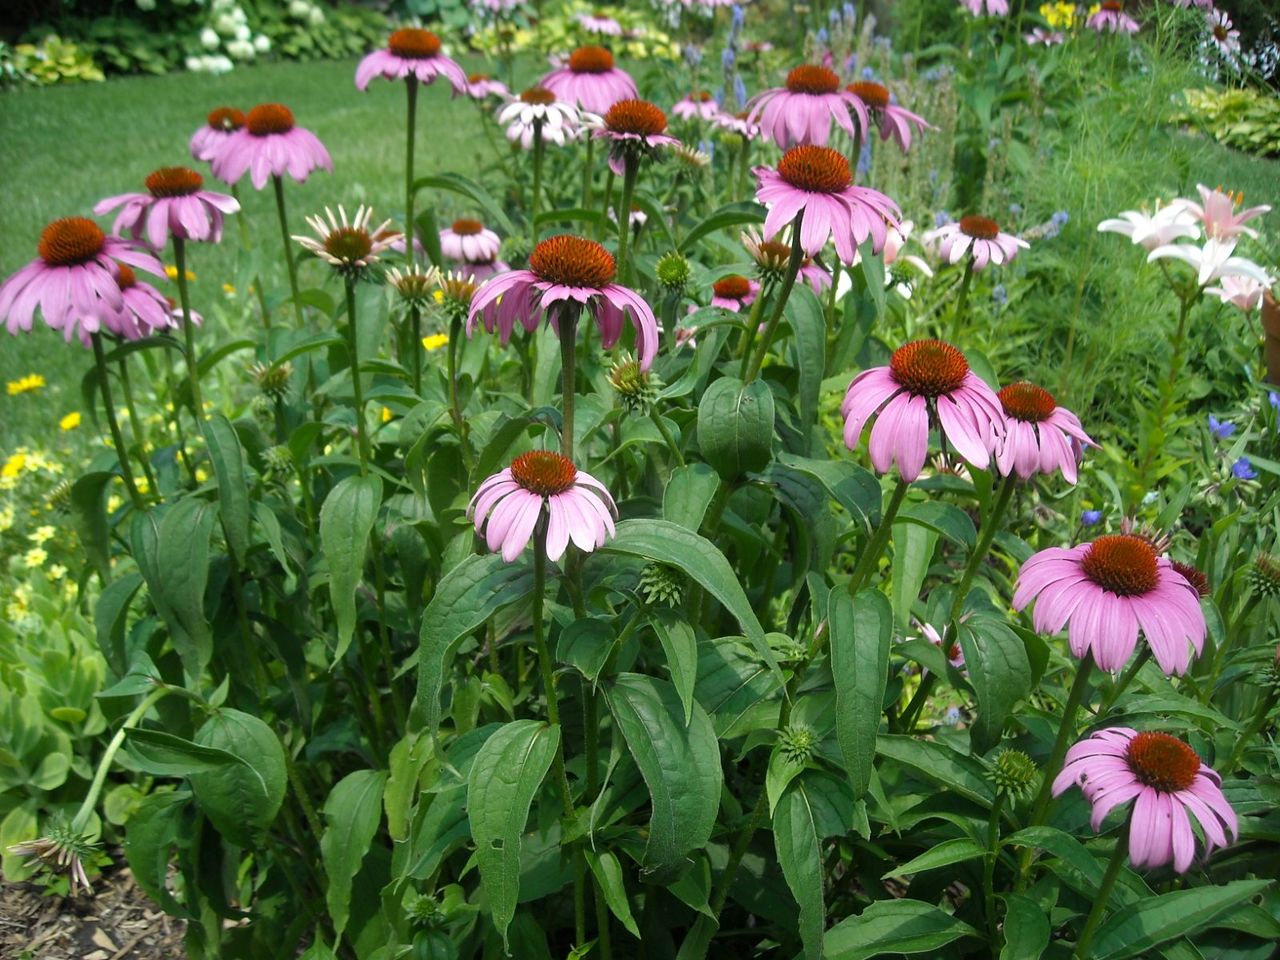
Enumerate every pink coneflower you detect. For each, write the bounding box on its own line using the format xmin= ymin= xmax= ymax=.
xmin=0 ymin=218 xmax=164 ymax=343
xmin=190 ymin=106 xmax=246 ymax=163
xmin=577 ymin=10 xmax=622 ymax=35
xmin=1013 ymin=534 xmax=1206 ymax=674
xmin=957 ymin=0 xmax=1010 ymax=15
xmin=500 ymin=87 xmax=582 ymax=149
xmin=841 ymin=339 xmax=1006 ymax=481
xmin=468 ymin=258 xmax=510 ymax=281
xmin=211 ymin=103 xmax=333 ymax=190
xmin=94 ymin=167 xmax=239 ymax=249
xmin=1205 ymin=10 xmax=1241 ymax=58
xmin=1024 ymin=27 xmax=1066 ymax=45
xmin=709 ymin=274 xmax=760 ymax=312
xmin=1183 ymin=184 xmax=1270 ymax=242
xmin=714 ymin=109 xmax=761 ymax=140
xmin=355 ymin=28 xmax=467 ymax=93
xmin=464 ymin=72 xmax=510 ymax=100
xmin=541 ymin=45 xmax=638 ymax=114
xmin=1052 ymin=728 xmax=1236 ymax=873
xmin=468 ymin=234 xmax=659 ymax=369
xmin=845 ymin=81 xmax=931 ymax=153
xmin=755 ymin=145 xmax=901 ymax=262
xmin=918 ymin=621 xmax=965 ymax=672
xmin=440 ymin=218 xmax=502 ymax=263
xmin=1086 ymin=1 xmax=1140 ymax=34
xmin=1206 ymin=275 xmax=1271 ymax=313
xmin=995 ymin=381 xmax=1094 ymax=484
xmin=591 ymin=99 xmax=681 ymax=174
xmin=293 ymin=205 xmax=400 ymax=276
xmin=746 ymin=64 xmax=870 ymax=149
xmin=469 ymin=451 xmax=618 ymax=561
xmin=924 ymin=215 xmax=1028 ymax=270
xmin=673 ymin=91 xmax=720 ymax=121
xmin=102 ymin=263 xmax=176 ymax=342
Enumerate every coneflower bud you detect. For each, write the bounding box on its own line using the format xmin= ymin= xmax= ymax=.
xmin=262 ymin=445 xmax=294 ymax=475
xmin=608 ymin=353 xmax=662 ymax=414
xmin=47 ymin=478 xmax=74 ymax=512
xmin=404 ymin=890 xmax=446 ymax=928
xmin=638 ymin=562 xmax=683 ymax=607
xmin=248 ymin=360 xmax=292 ymax=401
xmin=1247 ymin=553 xmax=1280 ymax=599
xmin=655 ymin=251 xmax=691 ymax=292
xmin=1263 ymin=645 xmax=1280 ymax=694
xmin=777 ymin=724 xmax=816 ymax=765
xmin=988 ymin=748 xmax=1038 ymax=800
xmin=1170 ymin=560 xmax=1210 ymax=598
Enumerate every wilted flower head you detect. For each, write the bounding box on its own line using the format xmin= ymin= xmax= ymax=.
xmin=608 ymin=352 xmax=662 ymax=414
xmin=8 ymin=824 xmax=98 ymax=896
xmin=293 ymin=205 xmax=399 ymax=277
xmin=592 ymin=98 xmax=681 ymax=174
xmin=386 ymin=263 xmax=441 ymax=308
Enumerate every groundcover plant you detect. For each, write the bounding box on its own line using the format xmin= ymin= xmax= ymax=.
xmin=2 ymin=1 xmax=1279 ymax=958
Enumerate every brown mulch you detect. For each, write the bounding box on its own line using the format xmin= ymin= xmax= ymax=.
xmin=0 ymin=859 xmax=185 ymax=960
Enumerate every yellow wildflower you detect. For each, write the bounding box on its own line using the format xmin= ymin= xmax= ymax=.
xmin=433 ymin=289 xmax=445 ymax=304
xmin=106 ymin=494 xmax=123 ymax=513
xmin=381 ymin=406 xmax=394 ymax=423
xmin=7 ymin=374 xmax=46 ymax=396
xmin=223 ymin=283 xmax=237 ymax=295
xmin=195 ymin=468 xmax=209 ymax=483
xmin=59 ymin=411 xmax=81 ymax=431
xmin=0 ymin=506 xmax=13 ymax=532
xmin=165 ymin=265 xmax=196 ymax=281
xmin=2 ymin=453 xmax=28 ymax=479
xmin=422 ymin=333 xmax=450 ymax=352
xmin=24 ymin=547 xmax=47 ymax=567
xmin=48 ymin=564 xmax=67 ymax=581
xmin=29 ymin=525 xmax=55 ymax=544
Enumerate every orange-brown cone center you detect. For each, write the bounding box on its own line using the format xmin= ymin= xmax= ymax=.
xmin=145 ymin=166 xmax=204 ymax=198
xmin=847 ymin=81 xmax=890 ymax=109
xmin=785 ymin=64 xmax=841 ymax=95
xmin=568 ymin=45 xmax=614 ymax=73
xmin=247 ymin=103 xmax=295 ymax=136
xmin=520 ymin=86 xmax=557 ymax=104
xmin=713 ymin=275 xmax=752 ymax=300
xmin=529 ymin=235 xmax=616 ymax=288
xmin=388 ymin=28 xmax=441 ymax=58
xmin=959 ymin=215 xmax=1000 ymax=240
xmin=1170 ymin=561 xmax=1210 ymax=598
xmin=692 ymin=90 xmax=713 ymax=102
xmin=324 ymin=227 xmax=373 ymax=263
xmin=115 ymin=263 xmax=137 ymax=289
xmin=206 ymin=106 xmax=246 ymax=131
xmin=451 ymin=218 xmax=484 ymax=236
xmin=776 ymin=144 xmax=851 ymax=194
xmin=38 ymin=217 xmax=106 ymax=267
xmin=510 ymin=450 xmax=578 ymax=496
xmin=1125 ymin=732 xmax=1200 ymax=793
xmin=998 ymin=381 xmax=1057 ymax=423
xmin=889 ymin=340 xmax=970 ymax=398
xmin=468 ymin=72 xmax=490 ymax=83
xmin=1101 ymin=0 xmax=1123 ymax=11
xmin=1081 ymin=535 xmax=1159 ymax=597
xmin=604 ymin=99 xmax=668 ymax=136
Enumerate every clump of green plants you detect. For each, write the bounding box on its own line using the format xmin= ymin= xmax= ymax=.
xmin=1175 ymin=85 xmax=1280 ymax=158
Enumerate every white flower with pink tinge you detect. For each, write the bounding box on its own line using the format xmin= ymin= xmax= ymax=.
xmin=1206 ymin=10 xmax=1241 ymax=60
xmin=440 ymin=219 xmax=502 ymax=263
xmin=1147 ymin=237 xmax=1273 ymax=288
xmin=995 ymin=381 xmax=1095 ymax=484
xmin=1182 ymin=184 xmax=1270 ymax=242
xmin=469 ymin=451 xmax=617 ymax=562
xmin=1097 ymin=203 xmax=1199 ymax=251
xmin=1206 ymin=275 xmax=1272 ymax=313
xmin=924 ymin=215 xmax=1028 ymax=270
xmin=499 ymin=88 xmax=582 ymax=149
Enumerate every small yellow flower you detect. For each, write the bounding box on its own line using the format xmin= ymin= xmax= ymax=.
xmin=222 ymin=283 xmax=237 ymax=295
xmin=106 ymin=494 xmax=122 ymax=513
xmin=381 ymin=406 xmax=394 ymax=423
xmin=23 ymin=547 xmax=47 ymax=567
xmin=29 ymin=525 xmax=55 ymax=544
xmin=432 ymin=289 xmax=445 ymax=304
xmin=7 ymin=374 xmax=46 ymax=396
xmin=195 ymin=468 xmax=209 ymax=483
xmin=48 ymin=564 xmax=67 ymax=581
xmin=165 ymin=265 xmax=196 ymax=282
xmin=422 ymin=333 xmax=450 ymax=352
xmin=0 ymin=506 xmax=13 ymax=532
xmin=59 ymin=411 xmax=81 ymax=431
xmin=2 ymin=453 xmax=28 ymax=479
xmin=135 ymin=476 xmax=150 ymax=494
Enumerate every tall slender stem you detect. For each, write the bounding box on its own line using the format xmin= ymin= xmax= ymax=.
xmin=530 ymin=123 xmax=545 ymax=241
xmin=1098 ymin=648 xmax=1149 ymax=717
xmin=846 ymin=477 xmax=910 ymax=595
xmin=736 ymin=278 xmax=773 ymax=369
xmin=344 ymin=278 xmax=373 ymax=473
xmin=615 ymin=157 xmax=639 ymax=287
xmin=1072 ymin=835 xmax=1128 ymax=960
xmin=410 ymin=304 xmax=423 ymax=396
xmin=172 ymin=238 xmax=203 ymax=421
xmin=446 ymin=314 xmax=472 ymax=471
xmin=950 ymin=477 xmax=1016 ymax=624
xmin=983 ymin=792 xmax=1007 ymax=948
xmin=72 ymin=685 xmax=174 ymax=833
xmin=92 ymin=335 xmax=145 ymax=512
xmin=744 ymin=211 xmax=805 ymax=383
xmin=559 ymin=307 xmax=580 ymax=462
xmin=273 ymin=175 xmax=303 ymax=324
xmin=231 ymin=182 xmax=271 ymax=329
xmin=581 ymin=137 xmax=595 ymax=213
xmin=947 ymin=259 xmax=975 ymax=342
xmin=116 ymin=355 xmax=159 ymax=498
xmin=404 ymin=76 xmax=419 ymax=265
xmin=650 ymin=409 xmax=685 ymax=466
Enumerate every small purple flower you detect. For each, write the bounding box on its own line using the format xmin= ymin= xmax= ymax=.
xmin=1269 ymin=392 xmax=1280 ymax=413
xmin=1207 ymin=415 xmax=1235 ymax=440
xmin=817 ymin=27 xmax=830 ymax=44
xmin=1008 ymin=202 xmax=1023 ymax=216
xmin=1081 ymin=509 xmax=1103 ymax=527
xmin=934 ymin=210 xmax=952 ymax=228
xmin=722 ymin=47 xmax=737 ymax=70
xmin=861 ymin=66 xmax=877 ymax=80
xmin=733 ymin=4 xmax=746 ymax=27
xmin=992 ymin=284 xmax=1008 ymax=307
xmin=1232 ymin=457 xmax=1257 ymax=480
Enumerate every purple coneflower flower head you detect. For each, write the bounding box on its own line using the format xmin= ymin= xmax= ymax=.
xmin=469 ymin=451 xmax=617 ymax=562
xmin=1013 ymin=533 xmax=1206 ymax=674
xmin=1183 ymin=185 xmax=1269 ymax=242
xmin=1206 ymin=274 xmax=1271 ymax=313
xmin=1086 ymin=0 xmax=1140 ymax=34
xmin=1025 ymin=27 xmax=1066 ymax=45
xmin=745 ymin=64 xmax=870 ymax=149
xmin=841 ymin=339 xmax=1006 ymax=481
xmin=1097 ymin=202 xmax=1199 ymax=250
xmin=1081 ymin=509 xmax=1103 ymax=527
xmin=1207 ymin=414 xmax=1235 ymax=440
xmin=591 ymin=99 xmax=681 ymax=175
xmin=845 ymin=81 xmax=932 ymax=153
xmin=924 ymin=215 xmax=1028 ymax=270
xmin=1206 ymin=10 xmax=1241 ymax=59
xmin=1232 ymin=457 xmax=1257 ymax=481
xmin=463 ymin=72 xmax=510 ymax=100
xmin=211 ymin=103 xmax=333 ymax=190
xmin=708 ymin=274 xmax=759 ymax=312
xmin=293 ymin=205 xmax=399 ymax=276
xmin=499 ymin=87 xmax=582 ymax=149
xmin=673 ymin=91 xmax=720 ymax=121
xmin=190 ymin=106 xmax=246 ymax=163
xmin=95 ymin=167 xmax=239 ymax=249
xmin=355 ymin=28 xmax=467 ymax=93
xmin=919 ymin=621 xmax=966 ymax=672
xmin=440 ymin=218 xmax=502 ymax=263
xmin=102 ymin=263 xmax=176 ymax=343
xmin=541 ymin=45 xmax=638 ymax=114
xmin=468 ymin=234 xmax=659 ymax=370
xmin=468 ymin=258 xmax=510 ymax=281
xmin=756 ymin=145 xmax=901 ymax=263
xmin=713 ymin=109 xmax=761 ymax=140
xmin=1052 ymin=728 xmax=1236 ymax=873
xmin=996 ymin=381 xmax=1095 ymax=483
xmin=0 ymin=217 xmax=164 ymax=343
xmin=577 ymin=10 xmax=623 ymax=35
xmin=957 ymin=0 xmax=1009 ymax=14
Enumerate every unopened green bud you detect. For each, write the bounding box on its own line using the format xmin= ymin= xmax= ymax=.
xmin=638 ymin=562 xmax=683 ymax=607
xmin=989 ymin=748 xmax=1037 ymax=799
xmin=656 ymin=251 xmax=691 ymax=291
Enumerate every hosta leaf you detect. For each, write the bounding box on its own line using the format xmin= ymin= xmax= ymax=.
xmin=320 ymin=769 xmax=387 ymax=944
xmin=830 ymin=589 xmax=891 ymax=798
xmin=319 ymin=474 xmax=382 ymax=665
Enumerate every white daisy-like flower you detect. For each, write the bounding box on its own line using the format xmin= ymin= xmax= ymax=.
xmin=498 ymin=87 xmax=583 ymax=150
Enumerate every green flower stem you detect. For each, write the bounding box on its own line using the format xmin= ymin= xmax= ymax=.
xmin=530 ymin=122 xmax=545 ymax=241
xmin=1072 ymin=833 xmax=1128 ymax=960
xmin=560 ymin=307 xmax=580 ymax=462
xmin=650 ymin=409 xmax=685 ymax=466
xmin=710 ymin=786 xmax=768 ymax=916
xmin=734 ymin=137 xmax=750 ymax=202
xmin=984 ymin=791 xmax=1007 ymax=948
xmin=946 ymin=259 xmax=975 ymax=342
xmin=744 ymin=210 xmax=805 ymax=384
xmin=404 ymin=76 xmax=419 ymax=265
xmin=446 ymin=314 xmax=473 ymax=472
xmin=581 ymin=137 xmax=596 ymax=213
xmin=172 ymin=238 xmax=204 ymax=422
xmin=1136 ymin=285 xmax=1195 ymax=494
xmin=343 ymin=278 xmax=373 ymax=474
xmin=230 ymin=183 xmax=271 ymax=328
xmin=1224 ymin=686 xmax=1278 ymax=774
xmin=615 ymin=156 xmax=639 ymax=287
xmin=1098 ymin=648 xmax=1150 ymax=717
xmin=115 ymin=354 xmax=159 ymax=499
xmin=91 ymin=334 xmax=146 ymax=512
xmin=272 ymin=174 xmax=304 ymax=325
xmin=410 ymin=304 xmax=423 ymax=396
xmin=950 ymin=477 xmax=1016 ymax=624
xmin=846 ymin=477 xmax=911 ymax=596
xmin=736 ymin=277 xmax=773 ymax=371
xmin=1205 ymin=594 xmax=1261 ymax=702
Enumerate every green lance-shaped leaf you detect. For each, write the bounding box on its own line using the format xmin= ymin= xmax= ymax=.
xmin=829 ymin=589 xmax=891 ymax=798
xmin=999 ymin=894 xmax=1051 ymax=960
xmin=774 ymin=453 xmax=882 ymax=531
xmin=201 ymin=414 xmax=250 ymax=563
xmin=466 ymin=720 xmax=559 ymax=950
xmin=189 ymin=708 xmax=287 ymax=848
xmin=824 ymin=899 xmax=979 ymax=959
xmin=891 ymin=520 xmax=937 ymax=630
xmin=319 ymin=474 xmax=382 ymax=665
xmin=875 ymin=735 xmax=995 ymax=807
xmin=122 ymin=791 xmax=191 ymax=917
xmin=649 ymin=609 xmax=698 ymax=726
xmin=957 ymin=614 xmax=1033 ymax=753
xmin=409 ymin=553 xmax=534 ymax=737
xmin=696 ymin=375 xmax=774 ymax=480
xmin=785 ymin=283 xmax=826 ymax=433
xmin=320 ymin=769 xmax=387 ymax=945
xmin=71 ymin=471 xmax=114 ymax=582
xmin=1090 ymin=880 xmax=1273 ymax=960
xmin=883 ymin=838 xmax=986 ymax=879
xmin=601 ymin=520 xmax=781 ymax=687
xmin=773 ymin=779 xmax=828 ymax=960
xmin=584 ymin=848 xmax=641 ymax=939
xmin=606 ymin=674 xmax=722 ymax=880
xmin=124 ymin=728 xmax=247 ymax=777
xmin=678 ymin=200 xmax=765 ymax=253
xmin=662 ymin=462 xmax=721 ymax=532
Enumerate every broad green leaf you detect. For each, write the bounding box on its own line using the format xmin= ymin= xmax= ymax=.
xmin=897 ymin=501 xmax=977 ymax=549
xmin=201 ymin=414 xmax=250 ymax=563
xmin=94 ymin=572 xmax=143 ymax=678
xmin=649 ymin=609 xmax=698 ymax=726
xmin=584 ymin=848 xmax=641 ymax=939
xmin=891 ymin=520 xmax=938 ymax=630
xmin=467 ymin=720 xmax=559 ymax=950
xmin=773 ymin=780 xmax=827 ymax=960
xmin=678 ymin=201 xmax=765 ymax=253
xmin=122 ymin=790 xmax=190 ymax=917
xmin=662 ymin=462 xmax=721 ymax=532
xmin=829 ymin=590 xmax=890 ymax=798
xmin=774 ymin=453 xmax=882 ymax=531
xmin=1091 ymin=880 xmax=1273 ymax=960
xmin=71 ymin=471 xmax=114 ymax=581
xmin=785 ymin=283 xmax=826 ymax=431
xmin=384 ymin=731 xmax=431 ymax=843
xmin=1003 ymin=826 xmax=1105 ymax=889
xmin=876 ymin=735 xmax=995 ymax=807
xmin=413 ymin=172 xmax=514 ymax=234
xmin=696 ymin=375 xmax=774 ymax=480
xmin=883 ymin=838 xmax=985 ymax=879
xmin=319 ymin=474 xmax=382 ymax=664
xmin=409 ymin=553 xmax=534 ymax=736
xmin=1000 ymin=894 xmax=1051 ymax=960
xmin=765 ymin=742 xmax=807 ymax=816
xmin=558 ymin=617 xmax=615 ymax=684
xmin=134 ymin=499 xmax=216 ymax=679
xmin=190 ymin=709 xmax=287 ymax=848
xmin=958 ymin=615 xmax=1033 ymax=753
xmin=602 ymin=520 xmax=781 ymax=687
xmin=824 ymin=899 xmax=978 ymax=959
xmin=124 ymin=728 xmax=245 ymax=776
xmin=321 ymin=769 xmax=387 ymax=944
xmin=607 ymin=674 xmax=722 ymax=878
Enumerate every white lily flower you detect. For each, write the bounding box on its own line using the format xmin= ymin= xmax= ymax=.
xmin=1147 ymin=237 xmax=1274 ymax=287
xmin=1097 ymin=203 xmax=1199 ymax=251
